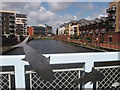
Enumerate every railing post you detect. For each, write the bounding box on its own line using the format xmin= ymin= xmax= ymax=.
xmin=8 ymin=74 xmax=11 ymax=90
xmin=15 ymin=64 xmax=25 ymax=90
xmin=84 ymin=61 xmax=94 ymax=90
xmin=30 ymin=73 xmax=32 ymax=90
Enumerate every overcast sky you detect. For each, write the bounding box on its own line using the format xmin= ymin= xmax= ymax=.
xmin=2 ymin=1 xmax=110 ymax=33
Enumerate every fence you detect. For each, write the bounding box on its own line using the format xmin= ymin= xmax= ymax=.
xmin=94 ymin=61 xmax=120 ymax=90
xmin=64 ymin=39 xmax=120 ymax=50
xmin=0 ymin=66 xmax=15 ymax=90
xmin=25 ymin=63 xmax=84 ymax=89
xmin=0 ymin=71 xmax=14 ymax=90
xmin=0 ymin=52 xmax=119 ymax=89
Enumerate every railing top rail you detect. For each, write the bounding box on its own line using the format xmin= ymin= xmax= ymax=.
xmin=94 ymin=65 xmax=120 ymax=69
xmin=0 ymin=71 xmax=14 ymax=74
xmin=0 ymin=52 xmax=119 ymax=68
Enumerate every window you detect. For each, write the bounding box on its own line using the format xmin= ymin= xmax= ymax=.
xmin=109 ymin=36 xmax=112 ymax=42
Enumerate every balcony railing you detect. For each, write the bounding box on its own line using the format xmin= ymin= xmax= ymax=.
xmin=10 ymin=15 xmax=15 ymax=18
xmin=108 ymin=14 xmax=116 ymax=20
xmin=107 ymin=7 xmax=116 ymax=13
xmin=9 ymin=23 xmax=15 ymax=26
xmin=0 ymin=52 xmax=119 ymax=89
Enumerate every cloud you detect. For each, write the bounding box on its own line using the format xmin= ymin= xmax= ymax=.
xmin=76 ymin=3 xmax=94 ymax=10
xmin=76 ymin=3 xmax=94 ymax=18
xmin=86 ymin=14 xmax=107 ymax=20
xmin=1 ymin=2 xmax=78 ymax=33
xmin=28 ymin=7 xmax=56 ymax=25
xmin=2 ymin=2 xmax=41 ymax=13
xmin=2 ymin=2 xmax=56 ymax=25
xmin=86 ymin=16 xmax=92 ymax=20
xmin=96 ymin=14 xmax=107 ymax=18
xmin=47 ymin=14 xmax=78 ymax=33
xmin=47 ymin=2 xmax=72 ymax=12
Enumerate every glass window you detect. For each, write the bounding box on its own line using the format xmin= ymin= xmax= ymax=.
xmin=109 ymin=36 xmax=112 ymax=42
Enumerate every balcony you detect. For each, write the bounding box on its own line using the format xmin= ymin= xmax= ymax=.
xmin=9 ymin=18 xmax=15 ymax=22
xmin=110 ymin=16 xmax=116 ymax=20
xmin=111 ymin=24 xmax=116 ymax=28
xmin=10 ymin=15 xmax=15 ymax=18
xmin=9 ymin=28 xmax=15 ymax=31
xmin=0 ymin=52 xmax=119 ymax=89
xmin=9 ymin=23 xmax=15 ymax=26
xmin=107 ymin=7 xmax=116 ymax=13
xmin=108 ymin=14 xmax=116 ymax=20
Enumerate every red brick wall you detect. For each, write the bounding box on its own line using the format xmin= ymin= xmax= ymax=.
xmin=54 ymin=35 xmax=70 ymax=40
xmin=104 ymin=32 xmax=120 ymax=43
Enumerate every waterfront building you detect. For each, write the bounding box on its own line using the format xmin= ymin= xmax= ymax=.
xmin=105 ymin=0 xmax=120 ymax=43
xmin=0 ymin=10 xmax=28 ymax=40
xmin=56 ymin=28 xmax=59 ymax=35
xmin=16 ymin=14 xmax=27 ymax=36
xmin=63 ymin=23 xmax=69 ymax=35
xmin=32 ymin=26 xmax=46 ymax=37
xmin=45 ymin=24 xmax=52 ymax=37
xmin=107 ymin=0 xmax=120 ymax=32
xmin=58 ymin=24 xmax=65 ymax=35
xmin=57 ymin=0 xmax=120 ymax=44
xmin=79 ymin=17 xmax=109 ymax=43
xmin=70 ymin=20 xmax=79 ymax=36
xmin=64 ymin=22 xmax=70 ymax=35
xmin=57 ymin=21 xmax=79 ymax=36
xmin=27 ymin=26 xmax=34 ymax=36
xmin=28 ymin=24 xmax=52 ymax=37
xmin=0 ymin=10 xmax=16 ymax=37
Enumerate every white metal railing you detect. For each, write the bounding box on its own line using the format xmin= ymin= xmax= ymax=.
xmin=95 ymin=66 xmax=120 ymax=90
xmin=25 ymin=68 xmax=83 ymax=89
xmin=0 ymin=71 xmax=14 ymax=90
xmin=0 ymin=52 xmax=119 ymax=89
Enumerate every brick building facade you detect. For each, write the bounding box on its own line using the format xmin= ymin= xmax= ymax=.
xmin=57 ymin=0 xmax=120 ymax=44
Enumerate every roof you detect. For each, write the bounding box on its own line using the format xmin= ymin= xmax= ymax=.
xmin=79 ymin=19 xmax=91 ymax=26
xmin=89 ymin=20 xmax=95 ymax=24
xmin=100 ymin=17 xmax=107 ymax=22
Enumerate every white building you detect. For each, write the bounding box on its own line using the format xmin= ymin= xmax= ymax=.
xmin=16 ymin=14 xmax=27 ymax=36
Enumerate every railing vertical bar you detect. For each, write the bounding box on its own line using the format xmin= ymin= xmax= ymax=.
xmin=30 ymin=73 xmax=32 ymax=90
xmin=78 ymin=70 xmax=80 ymax=90
xmin=8 ymin=74 xmax=11 ymax=90
xmin=96 ymin=81 xmax=98 ymax=90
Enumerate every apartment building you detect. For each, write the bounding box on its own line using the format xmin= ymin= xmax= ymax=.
xmin=58 ymin=24 xmax=65 ymax=35
xmin=45 ymin=24 xmax=52 ymax=37
xmin=58 ymin=21 xmax=79 ymax=36
xmin=0 ymin=10 xmax=16 ymax=37
xmin=70 ymin=20 xmax=79 ymax=36
xmin=57 ymin=1 xmax=120 ymax=44
xmin=105 ymin=0 xmax=120 ymax=43
xmin=1 ymin=10 xmax=28 ymax=37
xmin=27 ymin=24 xmax=52 ymax=37
xmin=16 ymin=14 xmax=27 ymax=36
xmin=107 ymin=0 xmax=120 ymax=32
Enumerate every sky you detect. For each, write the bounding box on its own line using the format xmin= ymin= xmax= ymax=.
xmin=1 ymin=1 xmax=111 ymax=33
